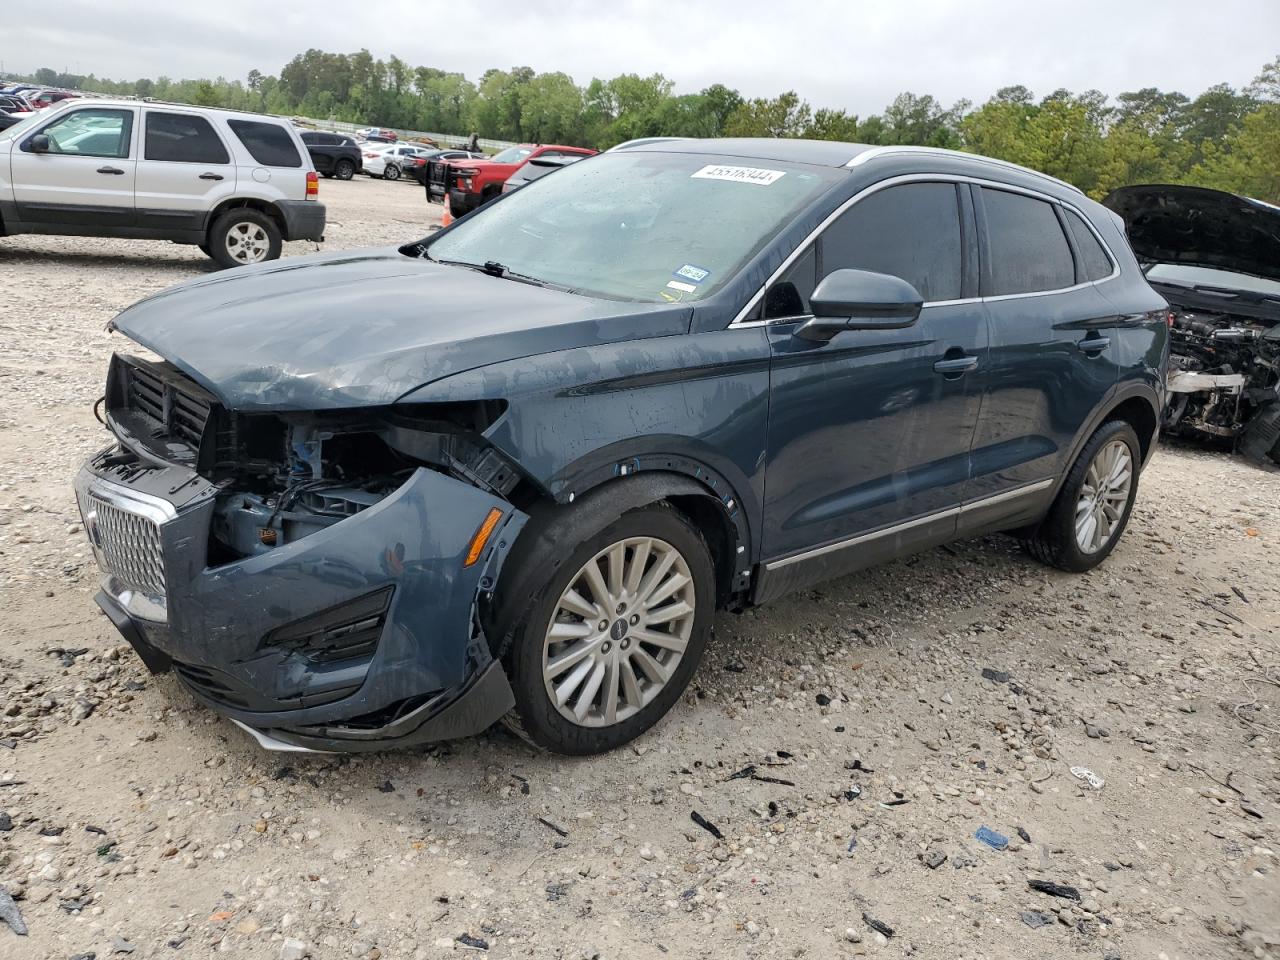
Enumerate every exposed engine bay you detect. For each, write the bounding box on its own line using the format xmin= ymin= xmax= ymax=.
xmin=1104 ymin=184 xmax=1280 ymax=465
xmin=102 ymin=352 xmax=528 ymax=563
xmin=1163 ymin=302 xmax=1280 ymax=461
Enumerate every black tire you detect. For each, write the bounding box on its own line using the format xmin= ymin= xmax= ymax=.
xmin=334 ymin=159 xmax=355 ymax=181
xmin=383 ymin=163 xmax=401 ymax=181
xmin=197 ymin=243 xmax=211 ymax=257
xmin=495 ymin=501 xmax=715 ymax=755
xmin=206 ymin=208 xmax=282 ymax=269
xmin=1022 ymin=419 xmax=1141 ymax=572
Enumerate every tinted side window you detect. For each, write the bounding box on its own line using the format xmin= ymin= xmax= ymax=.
xmin=145 ymin=112 xmax=229 ymax=164
xmin=227 ymin=120 xmax=301 ymax=167
xmin=299 ymin=131 xmax=319 ymax=143
xmin=982 ymin=188 xmax=1075 ymax=295
xmin=1063 ymin=208 xmax=1113 ymax=282
xmin=820 ymin=182 xmax=963 ymax=301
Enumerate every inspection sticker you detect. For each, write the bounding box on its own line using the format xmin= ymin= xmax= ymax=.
xmin=691 ymin=164 xmax=786 ymax=186
xmin=674 ymin=264 xmax=711 ymax=284
xmin=666 ymin=280 xmax=698 ymax=294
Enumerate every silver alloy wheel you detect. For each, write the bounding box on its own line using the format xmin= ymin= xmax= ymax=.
xmin=542 ymin=536 xmax=696 ymax=727
xmin=384 ymin=163 xmax=400 ymax=180
xmin=1075 ymin=438 xmax=1133 ymax=554
xmin=224 ymin=221 xmax=270 ymax=264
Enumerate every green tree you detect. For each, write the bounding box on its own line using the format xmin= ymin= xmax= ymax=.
xmin=724 ymin=91 xmax=812 ymax=138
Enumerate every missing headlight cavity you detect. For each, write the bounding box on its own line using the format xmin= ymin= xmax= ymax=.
xmin=203 ymin=400 xmax=528 ymax=564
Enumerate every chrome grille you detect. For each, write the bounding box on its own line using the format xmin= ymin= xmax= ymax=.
xmin=79 ymin=488 xmax=167 ymax=597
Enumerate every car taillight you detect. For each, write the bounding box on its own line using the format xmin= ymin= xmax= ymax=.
xmin=463 ymin=178 xmax=473 ymax=190
xmin=306 ymin=171 xmax=318 ymax=199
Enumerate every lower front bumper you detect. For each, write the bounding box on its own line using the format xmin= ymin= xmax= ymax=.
xmin=77 ymin=452 xmax=527 ymax=752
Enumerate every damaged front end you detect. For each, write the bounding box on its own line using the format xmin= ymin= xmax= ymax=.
xmin=1104 ymin=184 xmax=1280 ymax=464
xmin=75 ymin=352 xmax=531 ymax=751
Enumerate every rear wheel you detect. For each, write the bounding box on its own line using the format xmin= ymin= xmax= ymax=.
xmin=498 ymin=503 xmax=715 ymax=755
xmin=206 ymin=209 xmax=282 ymax=269
xmin=1022 ymin=420 xmax=1140 ymax=572
xmin=334 ymin=159 xmax=355 ymax=180
xmin=383 ymin=163 xmax=401 ymax=181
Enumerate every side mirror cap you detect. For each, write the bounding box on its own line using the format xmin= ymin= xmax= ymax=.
xmin=27 ymin=133 xmax=50 ymax=153
xmin=796 ymin=269 xmax=924 ymax=341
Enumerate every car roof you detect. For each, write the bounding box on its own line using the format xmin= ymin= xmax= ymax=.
xmin=35 ymin=96 xmax=302 ymax=125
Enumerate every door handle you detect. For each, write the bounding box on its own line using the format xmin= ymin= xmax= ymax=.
xmin=96 ymin=166 xmax=124 ymax=175
xmin=1077 ymin=336 xmax=1111 ymax=354
xmin=933 ymin=356 xmax=979 ymax=376
xmin=198 ymin=172 xmax=224 ymax=181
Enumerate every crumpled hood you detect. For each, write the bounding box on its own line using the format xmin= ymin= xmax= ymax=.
xmin=109 ymin=247 xmax=690 ymax=411
xmin=1103 ymin=184 xmax=1280 ymax=284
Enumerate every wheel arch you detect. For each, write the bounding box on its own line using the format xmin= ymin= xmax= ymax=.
xmin=1050 ymin=381 xmax=1161 ymax=505
xmin=203 ymin=197 xmax=287 ymax=237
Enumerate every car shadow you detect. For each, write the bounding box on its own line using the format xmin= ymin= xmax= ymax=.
xmin=0 ymin=245 xmax=218 ymax=273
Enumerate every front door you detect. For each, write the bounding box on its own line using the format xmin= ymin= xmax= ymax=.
xmin=135 ymin=110 xmax=237 ymax=234
xmin=10 ymin=106 xmax=137 ymax=228
xmin=759 ymin=181 xmax=987 ymax=598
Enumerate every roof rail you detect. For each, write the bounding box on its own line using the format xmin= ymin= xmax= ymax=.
xmin=607 ymin=137 xmax=689 ymax=152
xmin=848 ymin=145 xmax=1084 ymax=195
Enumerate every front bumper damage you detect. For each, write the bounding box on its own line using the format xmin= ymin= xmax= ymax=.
xmin=75 ymin=449 xmax=527 ymax=752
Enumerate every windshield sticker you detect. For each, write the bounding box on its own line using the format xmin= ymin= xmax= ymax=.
xmin=691 ymin=164 xmax=786 ymax=186
xmin=666 ymin=280 xmax=698 ymax=294
xmin=674 ymin=264 xmax=711 ymax=284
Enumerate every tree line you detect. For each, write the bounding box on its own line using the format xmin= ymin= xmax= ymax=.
xmin=18 ymin=51 xmax=1280 ymax=201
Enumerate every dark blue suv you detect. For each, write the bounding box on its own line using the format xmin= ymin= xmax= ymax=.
xmin=76 ymin=138 xmax=1168 ymax=755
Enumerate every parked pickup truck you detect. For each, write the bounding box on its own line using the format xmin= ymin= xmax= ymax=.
xmin=443 ymin=143 xmax=596 ymax=216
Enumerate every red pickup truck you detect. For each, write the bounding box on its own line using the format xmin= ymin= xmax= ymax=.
xmin=444 ymin=143 xmax=596 ymax=220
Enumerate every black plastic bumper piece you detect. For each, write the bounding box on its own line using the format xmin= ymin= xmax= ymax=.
xmin=276 ymin=199 xmax=326 ymax=241
xmin=253 ymin=658 xmax=516 ymax=752
xmin=95 ymin=590 xmax=172 ymax=674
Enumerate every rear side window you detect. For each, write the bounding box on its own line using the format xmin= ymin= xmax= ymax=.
xmin=821 ymin=182 xmax=963 ymax=302
xmin=227 ymin=120 xmax=301 ymax=167
xmin=1063 ymin=208 xmax=1113 ymax=282
xmin=982 ymin=188 xmax=1075 ymax=295
xmin=145 ymin=112 xmax=229 ymax=164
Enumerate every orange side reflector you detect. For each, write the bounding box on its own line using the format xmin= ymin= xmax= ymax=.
xmin=464 ymin=508 xmax=504 ymax=567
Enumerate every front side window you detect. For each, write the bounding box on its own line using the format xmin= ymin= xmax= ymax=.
xmin=821 ymin=182 xmax=964 ymax=302
xmin=427 ymin=151 xmax=843 ymax=303
xmin=30 ymin=108 xmax=133 ymax=159
xmin=982 ymin=188 xmax=1075 ymax=295
xmin=227 ymin=119 xmax=301 ymax=167
xmin=144 ymin=112 xmax=229 ymax=164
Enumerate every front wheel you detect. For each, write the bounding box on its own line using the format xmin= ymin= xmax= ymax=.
xmin=1022 ymin=419 xmax=1141 ymax=572
xmin=206 ymin=209 xmax=282 ymax=269
xmin=383 ymin=163 xmax=401 ymax=181
xmin=334 ymin=159 xmax=355 ymax=180
xmin=498 ymin=502 xmax=715 ymax=755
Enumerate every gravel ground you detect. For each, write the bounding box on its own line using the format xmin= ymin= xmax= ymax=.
xmin=1 ymin=177 xmax=1278 ymax=960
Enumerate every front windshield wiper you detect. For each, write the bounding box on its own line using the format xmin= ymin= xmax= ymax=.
xmin=430 ymin=255 xmax=572 ymax=292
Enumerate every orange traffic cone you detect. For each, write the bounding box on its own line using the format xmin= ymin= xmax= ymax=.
xmin=441 ymin=193 xmax=454 ymax=227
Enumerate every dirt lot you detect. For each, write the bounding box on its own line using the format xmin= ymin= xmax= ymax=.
xmin=1 ymin=177 xmax=1278 ymax=960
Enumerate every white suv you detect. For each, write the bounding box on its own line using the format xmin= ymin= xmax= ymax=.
xmin=0 ymin=98 xmax=325 ymax=267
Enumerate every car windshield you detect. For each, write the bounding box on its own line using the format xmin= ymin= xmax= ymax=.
xmin=426 ymin=151 xmax=843 ymax=302
xmin=0 ymin=108 xmax=53 ymax=141
xmin=491 ymin=146 xmax=533 ymax=164
xmin=1146 ymin=263 xmax=1280 ymax=299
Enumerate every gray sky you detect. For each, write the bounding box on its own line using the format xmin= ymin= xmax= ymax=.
xmin=6 ymin=0 xmax=1278 ymax=113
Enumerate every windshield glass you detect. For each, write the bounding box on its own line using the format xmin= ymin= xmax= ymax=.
xmin=0 ymin=109 xmax=52 ymax=142
xmin=427 ymin=151 xmax=843 ymax=302
xmin=1146 ymin=263 xmax=1280 ymax=299
xmin=491 ymin=146 xmax=533 ymax=164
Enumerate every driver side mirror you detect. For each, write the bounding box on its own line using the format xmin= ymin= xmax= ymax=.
xmin=795 ymin=269 xmax=924 ymax=342
xmin=28 ymin=134 xmax=50 ymax=153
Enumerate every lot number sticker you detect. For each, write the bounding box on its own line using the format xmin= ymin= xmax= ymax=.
xmin=691 ymin=164 xmax=786 ymax=186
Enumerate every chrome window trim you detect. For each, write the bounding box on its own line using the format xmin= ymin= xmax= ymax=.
xmin=762 ymin=478 xmax=1055 ymax=571
xmin=730 ymin=173 xmax=1120 ymax=329
xmin=846 ymin=145 xmax=1085 ymax=196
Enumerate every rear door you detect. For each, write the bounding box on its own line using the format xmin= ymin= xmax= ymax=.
xmin=135 ymin=110 xmax=236 ymax=234
xmin=967 ymin=185 xmax=1120 ymax=505
xmin=9 ymin=105 xmax=137 ymax=227
xmin=759 ymin=180 xmax=988 ymax=592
